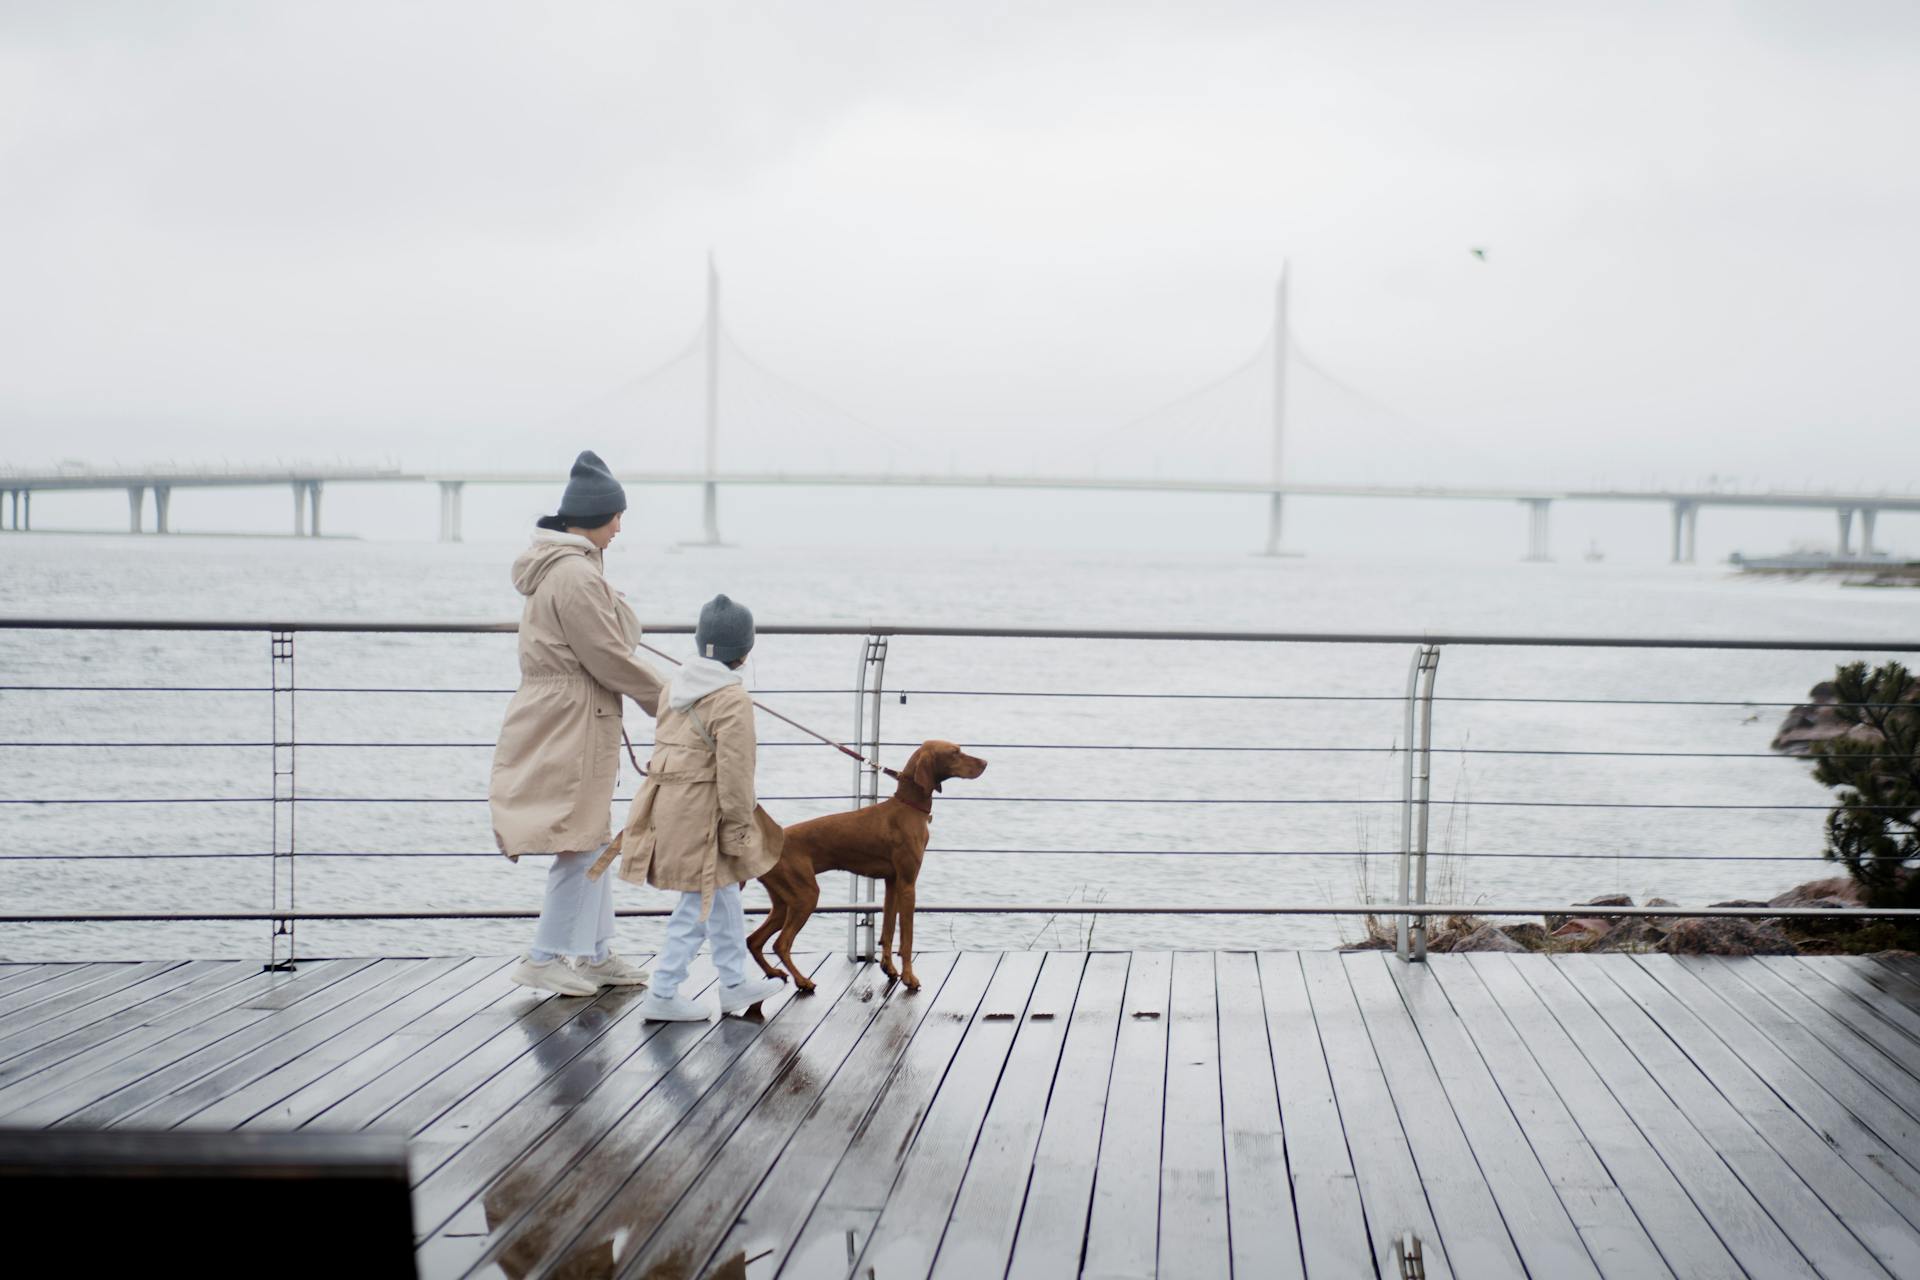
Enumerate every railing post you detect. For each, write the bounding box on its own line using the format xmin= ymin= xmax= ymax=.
xmin=847 ymin=635 xmax=888 ymax=960
xmin=1411 ymin=646 xmax=1441 ymax=961
xmin=268 ymin=630 xmax=298 ymax=970
xmin=1397 ymin=643 xmax=1440 ymax=962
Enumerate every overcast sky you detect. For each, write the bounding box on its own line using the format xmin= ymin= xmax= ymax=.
xmin=3 ymin=1 xmax=1917 ymax=499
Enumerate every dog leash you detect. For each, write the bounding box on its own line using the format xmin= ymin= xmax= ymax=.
xmin=631 ymin=639 xmax=901 ymax=781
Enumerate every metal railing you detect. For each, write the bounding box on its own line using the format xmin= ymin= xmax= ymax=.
xmin=2 ymin=617 xmax=1918 ymax=966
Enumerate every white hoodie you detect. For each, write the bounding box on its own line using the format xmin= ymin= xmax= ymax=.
xmin=668 ymin=654 xmax=743 ymax=713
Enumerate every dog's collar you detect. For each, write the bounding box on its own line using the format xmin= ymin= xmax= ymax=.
xmin=891 ymin=783 xmax=934 ymax=817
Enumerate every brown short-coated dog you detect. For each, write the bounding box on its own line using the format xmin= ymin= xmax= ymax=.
xmin=748 ymin=740 xmax=987 ymax=993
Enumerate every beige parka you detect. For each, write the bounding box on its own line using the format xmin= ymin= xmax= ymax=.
xmin=588 ymin=664 xmax=783 ymax=919
xmin=489 ymin=532 xmax=665 ymax=858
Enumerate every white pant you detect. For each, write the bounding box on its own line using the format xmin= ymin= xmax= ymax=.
xmin=652 ymin=883 xmax=749 ymax=998
xmin=529 ymin=846 xmax=615 ymax=962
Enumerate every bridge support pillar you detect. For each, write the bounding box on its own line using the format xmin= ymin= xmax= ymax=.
xmin=1523 ymin=498 xmax=1552 ymax=561
xmin=700 ymin=479 xmax=721 ymax=545
xmin=1837 ymin=507 xmax=1856 ymax=557
xmin=1670 ymin=500 xmax=1699 ymax=563
xmin=1262 ymin=492 xmax=1285 ymax=556
xmin=2 ymin=490 xmax=13 ymax=531
xmin=21 ymin=490 xmax=27 ymax=530
xmin=438 ymin=482 xmax=464 ymax=542
xmin=291 ymin=483 xmax=307 ymax=536
xmin=307 ymin=482 xmax=323 ymax=537
xmin=153 ymin=485 xmax=171 ymax=534
xmin=1861 ymin=508 xmax=1878 ymax=558
xmin=127 ymin=486 xmax=145 ymax=534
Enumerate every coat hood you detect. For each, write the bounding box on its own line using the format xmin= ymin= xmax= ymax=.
xmin=511 ymin=530 xmax=599 ymax=596
xmin=668 ymin=655 xmax=744 ymax=712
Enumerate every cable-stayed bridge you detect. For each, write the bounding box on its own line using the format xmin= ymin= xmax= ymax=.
xmin=2 ymin=263 xmax=1912 ymax=561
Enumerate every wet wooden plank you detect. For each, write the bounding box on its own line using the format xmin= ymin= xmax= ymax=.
xmin=447 ymin=957 xmax=848 ymax=1280
xmin=1477 ymin=954 xmax=1810 ymax=1280
xmin=1543 ymin=955 xmax=1884 ymax=1278
xmin=0 ymin=963 xmax=122 ymax=1017
xmin=0 ymin=960 xmax=259 ymax=1087
xmin=334 ymin=981 xmax=630 ymax=1137
xmin=23 ymin=958 xmax=386 ymax=1127
xmin=1213 ymin=952 xmax=1306 ymax=1280
xmin=552 ymin=954 xmax=900 ymax=1278
xmin=408 ymin=959 xmax=731 ymax=1246
xmin=1254 ymin=952 xmax=1369 ymax=1279
xmin=714 ymin=951 xmax=998 ymax=1280
xmin=1602 ymin=958 xmax=1920 ymax=1254
xmin=237 ymin=957 xmax=517 ymax=1131
xmin=53 ymin=957 xmax=435 ymax=1128
xmin=1370 ymin=954 xmax=1614 ymax=1279
xmin=630 ymin=954 xmax=961 ymax=1280
xmin=1874 ymin=954 xmax=1920 ymax=1002
xmin=0 ymin=961 xmax=176 ymax=1038
xmin=1154 ymin=951 xmax=1231 ymax=1280
xmin=1080 ymin=948 xmax=1173 ymax=1280
xmin=1653 ymin=958 xmax=1920 ymax=1201
xmin=1296 ymin=949 xmax=1453 ymax=1280
xmin=1700 ymin=956 xmax=1920 ymax=1117
xmin=0 ymin=960 xmax=355 ymax=1123
xmin=1423 ymin=957 xmax=1699 ymax=1280
xmin=851 ymin=951 xmax=1054 ymax=1280
xmin=0 ymin=961 xmax=244 ymax=1066
xmin=1000 ymin=952 xmax=1128 ymax=1280
xmin=1340 ymin=952 xmax=1529 ymax=1279
xmin=130 ymin=956 xmax=483 ymax=1129
xmin=933 ymin=953 xmax=1108 ymax=1280
xmin=1781 ymin=957 xmax=1920 ymax=1048
xmin=1817 ymin=955 xmax=1920 ymax=1014
xmin=300 ymin=970 xmax=617 ymax=1135
xmin=0 ymin=965 xmax=58 ymax=1000
xmin=761 ymin=952 xmax=999 ymax=1280
xmin=1751 ymin=955 xmax=1920 ymax=1090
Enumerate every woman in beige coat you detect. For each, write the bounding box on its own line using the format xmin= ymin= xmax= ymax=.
xmin=590 ymin=593 xmax=785 ymax=1020
xmin=490 ymin=450 xmax=665 ymax=998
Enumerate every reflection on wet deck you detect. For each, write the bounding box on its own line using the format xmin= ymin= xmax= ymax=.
xmin=3 ymin=949 xmax=1919 ymax=1278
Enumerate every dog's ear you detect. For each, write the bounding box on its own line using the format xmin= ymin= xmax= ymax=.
xmin=907 ymin=745 xmax=939 ymax=792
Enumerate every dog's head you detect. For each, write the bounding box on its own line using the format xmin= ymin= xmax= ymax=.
xmin=900 ymin=739 xmax=988 ymax=793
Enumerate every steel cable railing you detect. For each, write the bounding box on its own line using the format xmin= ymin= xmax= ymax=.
xmin=2 ymin=616 xmax=1916 ymax=965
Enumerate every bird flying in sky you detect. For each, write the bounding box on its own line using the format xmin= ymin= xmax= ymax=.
xmin=1470 ymin=247 xmax=1488 ymax=261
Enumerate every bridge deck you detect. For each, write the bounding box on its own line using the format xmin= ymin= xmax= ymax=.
xmin=2 ymin=949 xmax=1917 ymax=1279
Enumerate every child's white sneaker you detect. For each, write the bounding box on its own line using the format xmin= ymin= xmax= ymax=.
xmin=639 ymin=991 xmax=711 ymax=1022
xmin=718 ymin=976 xmax=785 ymax=1016
xmin=577 ymin=951 xmax=649 ymax=988
xmin=509 ymin=955 xmax=598 ymax=997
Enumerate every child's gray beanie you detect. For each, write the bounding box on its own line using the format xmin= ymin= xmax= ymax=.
xmin=696 ymin=594 xmax=755 ymax=663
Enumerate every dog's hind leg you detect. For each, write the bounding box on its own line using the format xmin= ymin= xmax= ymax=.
xmin=747 ymin=902 xmax=788 ymax=980
xmin=776 ymin=880 xmax=819 ymax=994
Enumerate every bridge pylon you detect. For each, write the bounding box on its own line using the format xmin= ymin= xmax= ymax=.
xmin=683 ymin=252 xmax=728 ymax=548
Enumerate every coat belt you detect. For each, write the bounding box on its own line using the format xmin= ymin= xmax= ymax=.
xmin=648 ymin=766 xmax=716 ymax=784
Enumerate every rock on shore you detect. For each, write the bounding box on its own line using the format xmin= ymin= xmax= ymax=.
xmin=1404 ymin=880 xmax=1880 ymax=956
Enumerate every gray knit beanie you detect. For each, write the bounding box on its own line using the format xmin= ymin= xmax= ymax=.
xmin=556 ymin=450 xmax=627 ymax=522
xmin=696 ymin=594 xmax=755 ymax=663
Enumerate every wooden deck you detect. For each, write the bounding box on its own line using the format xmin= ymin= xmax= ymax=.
xmin=2 ymin=950 xmax=1918 ymax=1279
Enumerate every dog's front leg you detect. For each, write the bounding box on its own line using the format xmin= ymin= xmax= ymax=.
xmin=877 ymin=878 xmax=900 ymax=981
xmin=898 ymin=881 xmax=919 ymax=991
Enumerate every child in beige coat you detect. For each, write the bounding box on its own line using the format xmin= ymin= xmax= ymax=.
xmin=591 ymin=594 xmax=785 ymax=1020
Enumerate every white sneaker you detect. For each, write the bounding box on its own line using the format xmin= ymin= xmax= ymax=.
xmin=718 ymin=976 xmax=786 ymax=1016
xmin=576 ymin=951 xmax=649 ymax=988
xmin=639 ymin=991 xmax=712 ymax=1022
xmin=509 ymin=955 xmax=598 ymax=998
